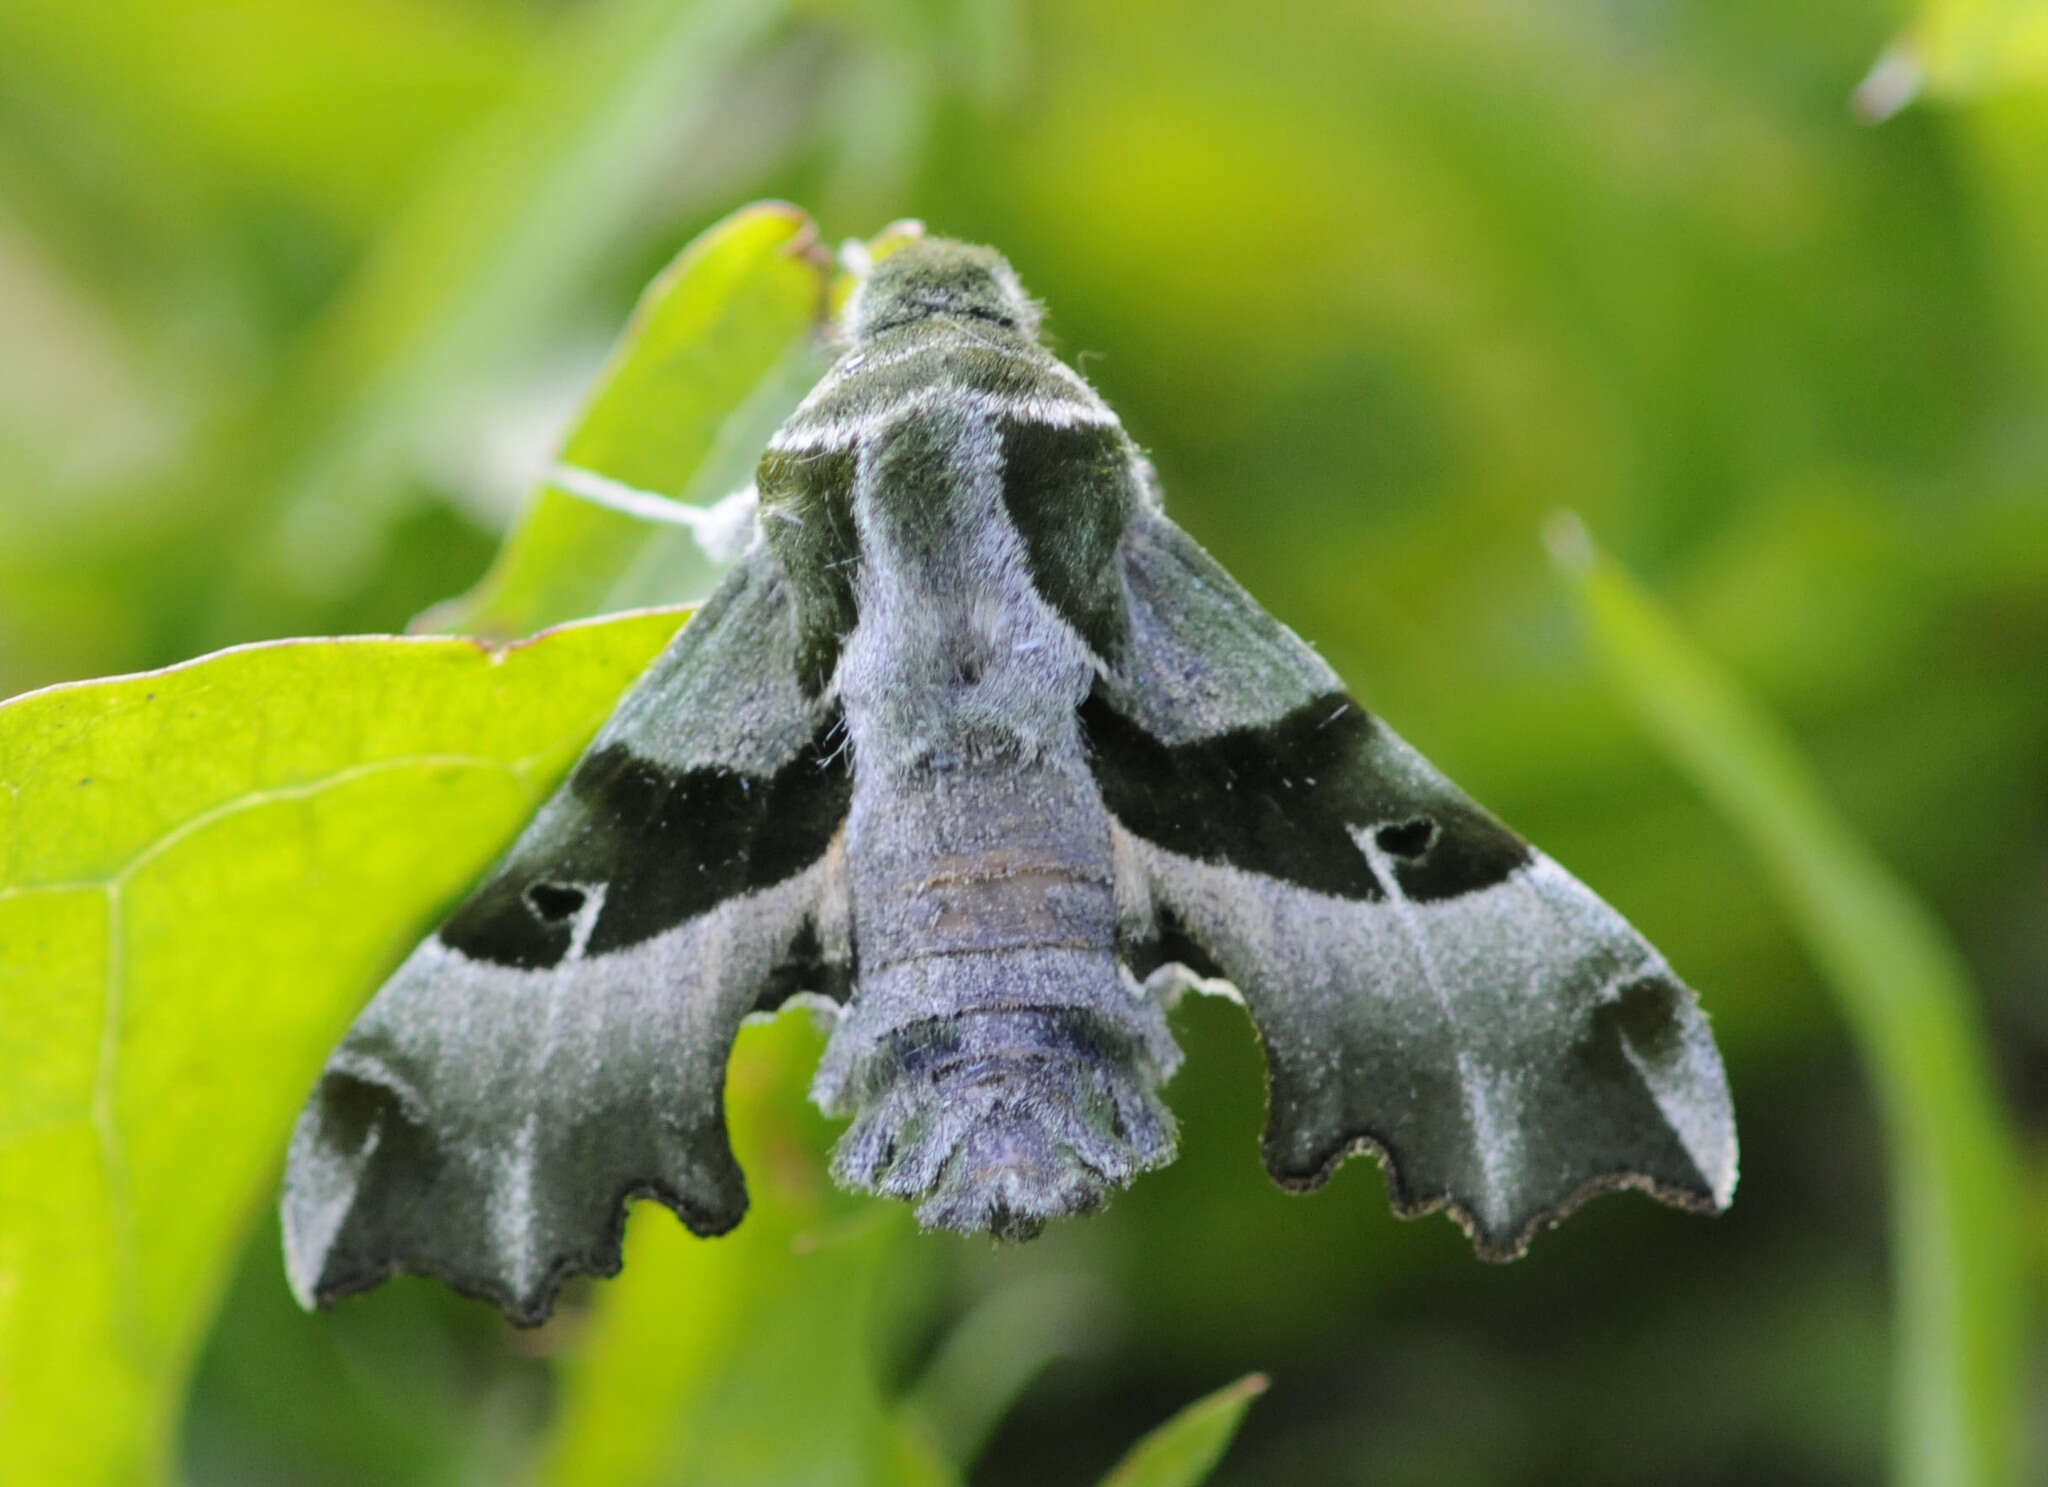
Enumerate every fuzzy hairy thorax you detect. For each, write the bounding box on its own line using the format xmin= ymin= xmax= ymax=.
xmin=792 ymin=241 xmax=1181 ymax=1236
xmin=846 ymin=237 xmax=1043 ymax=343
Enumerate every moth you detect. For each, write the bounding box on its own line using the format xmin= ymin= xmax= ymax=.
xmin=283 ymin=233 xmax=1737 ymax=1325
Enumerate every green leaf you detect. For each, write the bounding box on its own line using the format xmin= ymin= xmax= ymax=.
xmin=893 ymin=1272 xmax=1106 ymax=1474
xmin=0 ymin=607 xmax=687 ymax=1485
xmin=1097 ymin=1374 xmax=1268 ymax=1487
xmin=426 ymin=201 xmax=834 ymax=639
xmin=1549 ymin=516 xmax=2027 ymax=1487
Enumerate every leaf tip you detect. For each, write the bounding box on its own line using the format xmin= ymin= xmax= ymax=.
xmin=1098 ymin=1372 xmax=1270 ymax=1487
xmin=768 ymin=205 xmax=832 ymax=274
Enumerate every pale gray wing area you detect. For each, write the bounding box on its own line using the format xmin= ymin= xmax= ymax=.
xmin=282 ymin=547 xmax=852 ymax=1324
xmin=1088 ymin=511 xmax=1737 ymax=1257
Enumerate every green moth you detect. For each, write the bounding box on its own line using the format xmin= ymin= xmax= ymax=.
xmin=283 ymin=231 xmax=1737 ymax=1324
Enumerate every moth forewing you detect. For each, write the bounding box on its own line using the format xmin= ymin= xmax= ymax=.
xmin=1090 ymin=510 xmax=1738 ymax=1253
xmin=282 ymin=232 xmax=1735 ymax=1323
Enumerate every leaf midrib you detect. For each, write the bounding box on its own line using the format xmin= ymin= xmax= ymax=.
xmin=3 ymin=746 xmax=554 ymax=1368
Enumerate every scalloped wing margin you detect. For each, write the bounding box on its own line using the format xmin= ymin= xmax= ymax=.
xmin=1092 ymin=510 xmax=1737 ymax=1255
xmin=282 ymin=548 xmax=850 ymax=1324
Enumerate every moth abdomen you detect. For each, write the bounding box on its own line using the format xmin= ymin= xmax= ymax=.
xmin=823 ymin=1003 xmax=1179 ymax=1242
xmin=818 ymin=751 xmax=1183 ymax=1239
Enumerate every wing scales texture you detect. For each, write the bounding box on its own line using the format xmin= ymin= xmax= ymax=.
xmin=282 ymin=548 xmax=850 ymax=1323
xmin=1095 ymin=512 xmax=1737 ymax=1257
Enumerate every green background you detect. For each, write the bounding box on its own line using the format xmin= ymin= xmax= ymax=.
xmin=1 ymin=0 xmax=2044 ymax=1482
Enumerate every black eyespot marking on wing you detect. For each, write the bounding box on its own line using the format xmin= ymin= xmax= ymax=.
xmin=1375 ymin=818 xmax=1437 ymax=860
xmin=445 ymin=885 xmax=572 ymax=971
xmin=1383 ymin=803 xmax=1526 ymax=904
xmin=441 ymin=710 xmax=851 ymax=969
xmin=523 ymin=882 xmax=586 ymax=923
xmin=1083 ymin=688 xmax=1531 ymax=903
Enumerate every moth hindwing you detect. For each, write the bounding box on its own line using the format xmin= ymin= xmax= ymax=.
xmin=282 ymin=232 xmax=1737 ymax=1323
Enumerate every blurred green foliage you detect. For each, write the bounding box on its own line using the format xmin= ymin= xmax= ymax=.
xmin=1559 ymin=522 xmax=2026 ymax=1485
xmin=428 ymin=201 xmax=834 ymax=636
xmin=0 ymin=0 xmax=2044 ymax=1482
xmin=1099 ymin=1375 xmax=1269 ymax=1487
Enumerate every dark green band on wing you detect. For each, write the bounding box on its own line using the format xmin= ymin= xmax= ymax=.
xmin=1082 ymin=688 xmax=1530 ymax=903
xmin=759 ymin=446 xmax=859 ymax=696
xmin=996 ymin=417 xmax=1133 ymax=662
xmin=441 ymin=712 xmax=850 ymax=969
xmin=1083 ymin=689 xmax=1387 ymax=900
xmin=788 ymin=334 xmax=1089 ymax=430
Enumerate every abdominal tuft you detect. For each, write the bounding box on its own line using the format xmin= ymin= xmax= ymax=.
xmin=827 ymin=1010 xmax=1177 ymax=1239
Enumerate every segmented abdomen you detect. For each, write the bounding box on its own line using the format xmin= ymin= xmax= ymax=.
xmin=814 ymin=755 xmax=1181 ymax=1238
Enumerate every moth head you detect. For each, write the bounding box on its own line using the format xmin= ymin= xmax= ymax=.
xmin=847 ymin=237 xmax=1041 ymax=343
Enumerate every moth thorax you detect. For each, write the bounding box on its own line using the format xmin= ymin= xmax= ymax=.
xmin=845 ymin=238 xmax=1039 ymax=342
